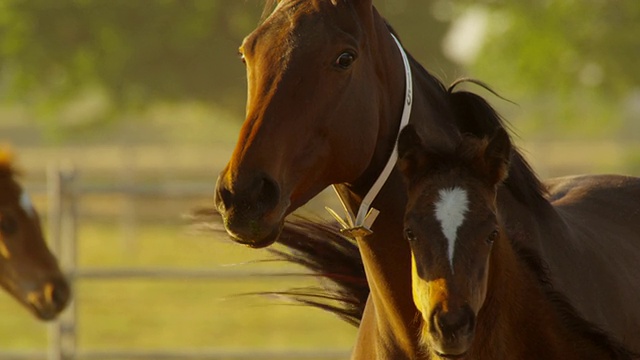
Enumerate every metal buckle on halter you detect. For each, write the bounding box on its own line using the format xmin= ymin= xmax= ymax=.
xmin=341 ymin=226 xmax=374 ymax=239
xmin=325 ymin=200 xmax=379 ymax=239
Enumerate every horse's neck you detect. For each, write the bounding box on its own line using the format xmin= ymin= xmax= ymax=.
xmin=343 ymin=12 xmax=464 ymax=359
xmin=494 ymin=188 xmax=548 ymax=252
xmin=336 ymin=172 xmax=420 ymax=358
xmin=475 ymin=232 xmax=617 ymax=360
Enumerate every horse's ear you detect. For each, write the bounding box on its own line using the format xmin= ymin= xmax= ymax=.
xmin=0 ymin=144 xmax=15 ymax=175
xmin=397 ymin=125 xmax=426 ymax=180
xmin=483 ymin=127 xmax=511 ymax=185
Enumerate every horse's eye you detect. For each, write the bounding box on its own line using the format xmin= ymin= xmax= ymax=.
xmin=335 ymin=52 xmax=356 ymax=69
xmin=487 ymin=229 xmax=499 ymax=244
xmin=404 ymin=228 xmax=417 ymax=242
xmin=238 ymin=52 xmax=246 ymax=64
xmin=0 ymin=215 xmax=17 ymax=235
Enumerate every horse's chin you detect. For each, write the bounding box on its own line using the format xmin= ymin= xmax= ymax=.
xmin=430 ymin=342 xmax=470 ymax=360
xmin=420 ymin=327 xmax=469 ymax=360
xmin=224 ymin=219 xmax=284 ymax=249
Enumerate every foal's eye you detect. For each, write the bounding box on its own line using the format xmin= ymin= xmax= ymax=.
xmin=238 ymin=51 xmax=246 ymax=64
xmin=335 ymin=51 xmax=356 ymax=69
xmin=0 ymin=215 xmax=17 ymax=235
xmin=486 ymin=229 xmax=499 ymax=244
xmin=404 ymin=228 xmax=417 ymax=242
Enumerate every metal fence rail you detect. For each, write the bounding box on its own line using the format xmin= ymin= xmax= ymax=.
xmin=1 ymin=349 xmax=351 ymax=360
xmin=0 ymin=165 xmax=350 ymax=360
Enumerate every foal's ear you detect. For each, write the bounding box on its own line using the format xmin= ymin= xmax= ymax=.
xmin=397 ymin=125 xmax=426 ymax=180
xmin=483 ymin=127 xmax=511 ymax=185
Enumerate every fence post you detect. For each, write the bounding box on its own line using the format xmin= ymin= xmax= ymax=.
xmin=47 ymin=164 xmax=63 ymax=360
xmin=47 ymin=163 xmax=78 ymax=360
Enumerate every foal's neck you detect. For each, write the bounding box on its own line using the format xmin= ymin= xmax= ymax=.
xmin=474 ymin=231 xmax=626 ymax=360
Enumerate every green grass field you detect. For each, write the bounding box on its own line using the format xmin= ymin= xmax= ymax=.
xmin=0 ymin=216 xmax=356 ymax=355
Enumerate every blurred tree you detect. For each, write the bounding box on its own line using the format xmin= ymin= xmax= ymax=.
xmin=0 ymin=0 xmax=262 ymax=112
xmin=451 ymin=0 xmax=640 ymax=138
xmin=0 ymin=0 xmax=453 ymax=140
xmin=3 ymin=0 xmax=635 ymax=140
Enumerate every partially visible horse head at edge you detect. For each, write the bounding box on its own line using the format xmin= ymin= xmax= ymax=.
xmin=0 ymin=148 xmax=70 ymax=320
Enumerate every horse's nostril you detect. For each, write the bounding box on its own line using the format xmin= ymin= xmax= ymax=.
xmin=46 ymin=279 xmax=71 ymax=310
xmin=434 ymin=306 xmax=475 ymax=339
xmin=52 ymin=285 xmax=68 ymax=306
xmin=219 ymin=187 xmax=233 ymax=209
xmin=214 ymin=173 xmax=280 ymax=220
xmin=215 ymin=177 xmax=233 ymax=212
xmin=257 ymin=175 xmax=280 ymax=210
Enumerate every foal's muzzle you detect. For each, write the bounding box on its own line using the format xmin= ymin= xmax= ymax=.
xmin=428 ymin=304 xmax=475 ymax=357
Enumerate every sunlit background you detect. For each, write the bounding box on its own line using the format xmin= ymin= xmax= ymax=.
xmin=1 ymin=0 xmax=639 ymax=359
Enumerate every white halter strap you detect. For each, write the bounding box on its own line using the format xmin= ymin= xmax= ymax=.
xmin=327 ymin=33 xmax=413 ymax=238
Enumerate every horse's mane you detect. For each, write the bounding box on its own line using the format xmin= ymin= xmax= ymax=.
xmin=513 ymin=243 xmax=639 ymax=359
xmin=446 ymin=79 xmax=550 ymax=213
xmin=261 ymin=0 xmax=278 ymax=22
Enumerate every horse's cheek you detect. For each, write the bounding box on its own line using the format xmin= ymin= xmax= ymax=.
xmin=472 ymin=256 xmax=491 ymax=313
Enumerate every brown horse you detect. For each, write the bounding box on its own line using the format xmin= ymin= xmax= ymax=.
xmin=214 ymin=0 xmax=640 ymax=358
xmin=0 ymin=149 xmax=70 ymax=320
xmin=397 ymin=125 xmax=638 ymax=359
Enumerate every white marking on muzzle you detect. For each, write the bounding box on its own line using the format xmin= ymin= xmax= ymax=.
xmin=434 ymin=187 xmax=469 ymax=273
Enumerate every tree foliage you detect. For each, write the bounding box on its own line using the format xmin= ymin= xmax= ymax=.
xmin=455 ymin=0 xmax=640 ymax=137
xmin=0 ymin=0 xmax=637 ymax=139
xmin=0 ymin=1 xmax=454 ymax=113
xmin=0 ymin=0 xmax=263 ymax=113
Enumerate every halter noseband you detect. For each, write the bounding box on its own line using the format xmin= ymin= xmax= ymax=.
xmin=327 ymin=33 xmax=413 ymax=239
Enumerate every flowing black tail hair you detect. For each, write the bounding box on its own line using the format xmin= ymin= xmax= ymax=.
xmin=267 ymin=217 xmax=368 ymax=326
xmin=190 ymin=209 xmax=367 ymax=327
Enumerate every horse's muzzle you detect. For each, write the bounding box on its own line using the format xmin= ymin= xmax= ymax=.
xmin=214 ymin=173 xmax=287 ymax=248
xmin=27 ymin=278 xmax=71 ymax=321
xmin=428 ymin=304 xmax=475 ymax=358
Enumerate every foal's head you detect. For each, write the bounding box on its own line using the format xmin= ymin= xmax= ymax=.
xmin=0 ymin=151 xmax=70 ymax=320
xmin=397 ymin=125 xmax=511 ymax=358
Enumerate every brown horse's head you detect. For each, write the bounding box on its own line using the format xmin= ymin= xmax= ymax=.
xmin=397 ymin=125 xmax=510 ymax=358
xmin=215 ymin=0 xmax=404 ymax=247
xmin=0 ymin=152 xmax=70 ymax=320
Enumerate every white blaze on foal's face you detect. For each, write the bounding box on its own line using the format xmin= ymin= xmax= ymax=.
xmin=434 ymin=186 xmax=469 ymax=273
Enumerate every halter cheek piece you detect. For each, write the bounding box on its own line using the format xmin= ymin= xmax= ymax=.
xmin=327 ymin=33 xmax=413 ymax=239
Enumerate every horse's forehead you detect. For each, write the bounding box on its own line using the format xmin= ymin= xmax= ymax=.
xmin=0 ymin=176 xmax=35 ymax=219
xmin=255 ymin=0 xmax=357 ymax=44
